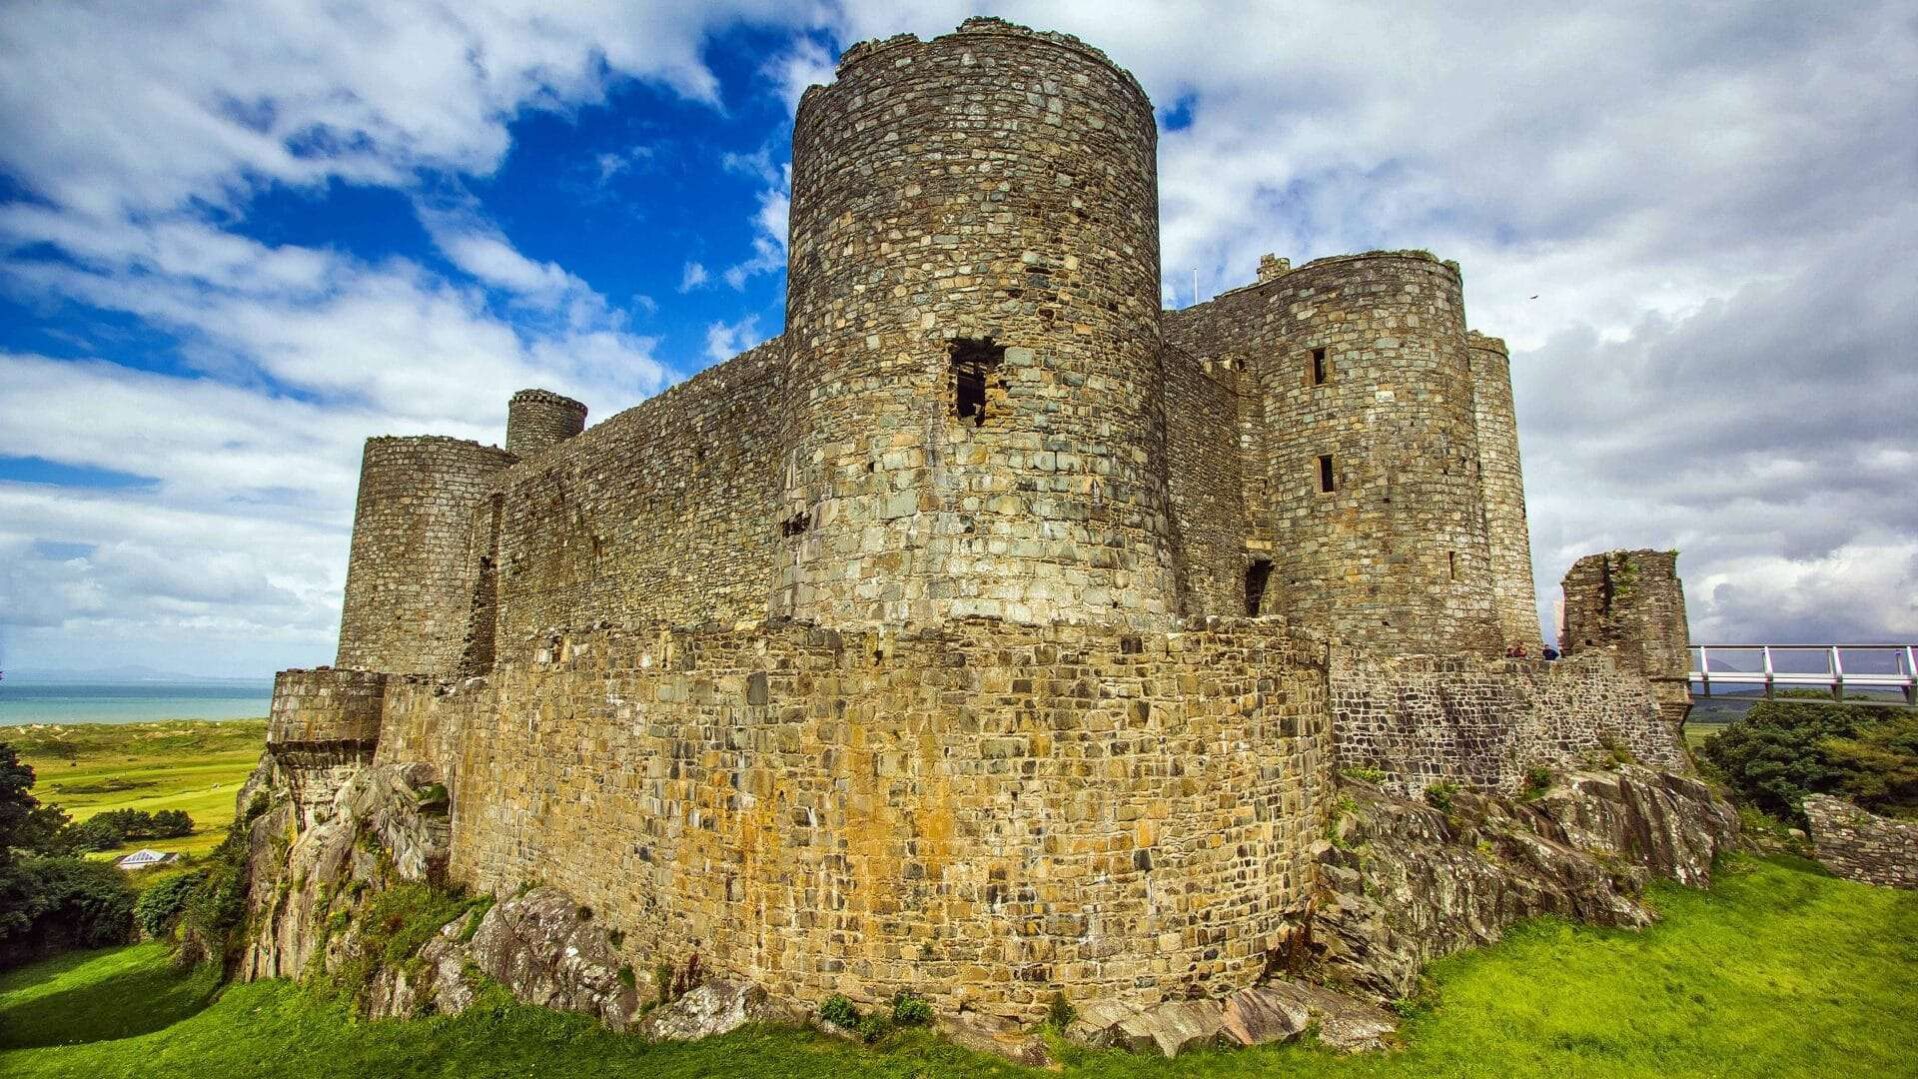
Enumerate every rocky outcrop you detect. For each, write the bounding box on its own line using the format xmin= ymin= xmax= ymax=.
xmin=1804 ymin=795 xmax=1918 ymax=889
xmin=1307 ymin=766 xmax=1736 ymax=1002
xmin=1070 ymin=984 xmax=1396 ymax=1057
xmin=406 ymin=887 xmax=642 ymax=1028
xmin=639 ymin=980 xmax=792 ymax=1041
xmin=240 ymin=760 xmax=450 ymax=980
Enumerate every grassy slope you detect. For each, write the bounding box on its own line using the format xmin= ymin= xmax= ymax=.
xmin=8 ymin=721 xmax=265 ymax=860
xmin=2 ymin=856 xmax=1913 ymax=1078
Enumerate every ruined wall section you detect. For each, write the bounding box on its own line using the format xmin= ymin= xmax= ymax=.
xmin=1330 ymin=651 xmax=1688 ymax=796
xmin=267 ymin=668 xmax=388 ymax=827
xmin=337 ymin=437 xmax=517 ymax=675
xmin=1560 ymin=550 xmax=1691 ymax=726
xmin=1467 ymin=333 xmax=1541 ymax=651
xmin=490 ymin=339 xmax=784 ymax=646
xmin=1161 ymin=345 xmax=1250 ymax=617
xmin=505 ymin=389 xmax=588 ymax=459
xmin=383 ymin=619 xmax=1331 ymax=1022
xmin=1804 ymin=795 xmax=1918 ymax=890
xmin=776 ymin=18 xmax=1178 ymax=629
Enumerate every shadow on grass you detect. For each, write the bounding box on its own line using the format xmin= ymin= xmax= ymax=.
xmin=0 ymin=952 xmax=221 ymax=1050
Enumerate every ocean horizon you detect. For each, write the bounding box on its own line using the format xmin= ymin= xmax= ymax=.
xmin=0 ymin=680 xmax=273 ymax=725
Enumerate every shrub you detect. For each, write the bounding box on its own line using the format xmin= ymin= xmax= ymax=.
xmin=819 ymin=993 xmax=860 ymax=1029
xmin=1045 ymin=990 xmax=1077 ymax=1032
xmin=654 ymin=962 xmax=675 ymax=1004
xmin=1521 ymin=765 xmax=1554 ymax=800
xmin=891 ymin=991 xmax=932 ymax=1026
xmin=1704 ymin=699 xmax=1917 ymax=823
xmin=0 ymin=856 xmax=136 ymax=962
xmin=1341 ymin=766 xmax=1388 ymax=785
xmin=134 ymin=871 xmax=205 ymax=938
xmin=855 ymin=1012 xmax=892 ymax=1042
xmin=617 ymin=965 xmax=636 ymax=991
xmin=149 ymin=810 xmax=195 ymax=838
xmin=1424 ymin=780 xmax=1461 ymax=814
xmin=59 ymin=816 xmax=127 ymax=853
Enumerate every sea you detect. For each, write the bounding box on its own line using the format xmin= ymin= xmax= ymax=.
xmin=0 ymin=680 xmax=274 ymax=725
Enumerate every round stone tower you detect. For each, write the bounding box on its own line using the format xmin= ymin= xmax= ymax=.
xmin=336 ymin=436 xmax=515 ymax=675
xmin=505 ymin=388 xmax=587 ymax=459
xmin=1466 ymin=332 xmax=1541 ymax=651
xmin=1257 ymin=252 xmax=1500 ymax=653
xmin=773 ymin=18 xmax=1178 ymax=628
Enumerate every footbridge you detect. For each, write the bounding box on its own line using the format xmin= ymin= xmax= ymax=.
xmin=1690 ymin=644 xmax=1917 ymax=705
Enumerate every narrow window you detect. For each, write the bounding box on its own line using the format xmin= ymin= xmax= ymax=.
xmin=951 ymin=338 xmax=1005 ymax=426
xmin=1317 ymin=454 xmax=1336 ymax=493
xmin=781 ymin=512 xmax=809 ymax=538
xmin=1449 ymin=551 xmax=1457 ymax=580
xmin=1245 ymin=559 xmax=1273 ymax=616
xmin=1310 ymin=347 xmax=1328 ymax=385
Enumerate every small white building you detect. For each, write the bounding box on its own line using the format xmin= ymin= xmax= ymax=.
xmin=116 ymin=848 xmax=180 ymax=870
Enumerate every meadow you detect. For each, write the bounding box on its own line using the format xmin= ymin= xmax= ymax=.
xmin=1 ymin=855 xmax=1913 ymax=1078
xmin=7 ymin=721 xmax=266 ymax=860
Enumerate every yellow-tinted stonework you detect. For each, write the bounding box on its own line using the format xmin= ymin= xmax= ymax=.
xmin=271 ymin=18 xmax=1701 ymax=1027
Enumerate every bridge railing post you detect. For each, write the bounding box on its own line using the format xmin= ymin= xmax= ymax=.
xmin=1830 ymin=645 xmax=1845 ymax=702
xmin=1762 ymin=645 xmax=1774 ymax=700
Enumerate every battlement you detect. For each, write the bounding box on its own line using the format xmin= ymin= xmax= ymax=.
xmin=505 ymin=388 xmax=587 ymax=458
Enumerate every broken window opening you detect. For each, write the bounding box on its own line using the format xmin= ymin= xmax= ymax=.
xmin=1317 ymin=454 xmax=1336 ymax=493
xmin=951 ymin=338 xmax=1006 ymax=427
xmin=780 ymin=512 xmax=809 ymax=538
xmin=1310 ymin=347 xmax=1329 ymax=385
xmin=1449 ymin=551 xmax=1458 ymax=580
xmin=1245 ymin=559 xmax=1273 ymax=616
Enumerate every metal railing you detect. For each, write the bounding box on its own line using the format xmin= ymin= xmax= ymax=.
xmin=1690 ymin=644 xmax=1917 ymax=704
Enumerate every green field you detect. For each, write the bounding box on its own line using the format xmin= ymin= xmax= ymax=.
xmin=6 ymin=721 xmax=266 ymax=861
xmin=2 ymin=855 xmax=1913 ymax=1078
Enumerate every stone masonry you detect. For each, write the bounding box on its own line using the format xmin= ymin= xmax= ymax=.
xmin=260 ymin=18 xmax=1710 ymax=1030
xmin=1803 ymin=795 xmax=1918 ymax=890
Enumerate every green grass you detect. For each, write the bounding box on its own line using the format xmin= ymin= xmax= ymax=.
xmin=1 ymin=855 xmax=1913 ymax=1077
xmin=9 ymin=721 xmax=265 ymax=861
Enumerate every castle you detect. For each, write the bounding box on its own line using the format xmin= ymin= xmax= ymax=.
xmin=252 ymin=19 xmax=1696 ymax=1025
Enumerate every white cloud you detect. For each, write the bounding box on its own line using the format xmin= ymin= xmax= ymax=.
xmin=679 ymin=261 xmax=711 ymax=292
xmin=704 ymin=315 xmax=765 ymax=362
xmin=723 ymin=174 xmax=790 ymax=289
xmin=765 ymin=37 xmax=838 ymax=114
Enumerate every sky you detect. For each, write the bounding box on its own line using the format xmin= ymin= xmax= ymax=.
xmin=0 ymin=1 xmax=1913 ymax=678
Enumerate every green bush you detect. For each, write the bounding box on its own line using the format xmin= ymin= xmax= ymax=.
xmin=1044 ymin=989 xmax=1077 ymax=1032
xmin=818 ymin=993 xmax=859 ymax=1029
xmin=134 ymin=872 xmax=205 ymax=938
xmin=1703 ymin=699 xmax=1917 ymax=822
xmin=0 ymin=856 xmax=136 ymax=961
xmin=890 ymin=991 xmax=932 ymax=1026
xmin=1425 ymin=780 xmax=1462 ymax=813
xmin=58 ymin=816 xmax=127 ymax=853
xmin=1522 ymin=766 xmax=1554 ymax=800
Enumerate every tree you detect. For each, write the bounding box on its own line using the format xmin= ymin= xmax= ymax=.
xmin=0 ymin=743 xmax=41 ymax=863
xmin=149 ymin=810 xmax=195 ymax=839
xmin=58 ymin=816 xmax=127 ymax=854
xmin=1703 ymin=699 xmax=1918 ymax=822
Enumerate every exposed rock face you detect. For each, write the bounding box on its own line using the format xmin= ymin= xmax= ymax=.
xmin=423 ymin=887 xmax=640 ymax=1029
xmin=241 ymin=760 xmax=450 ymax=980
xmin=639 ymin=981 xmax=790 ymax=1041
xmin=1308 ymin=766 xmax=1736 ymax=1002
xmin=1804 ymin=795 xmax=1918 ymax=889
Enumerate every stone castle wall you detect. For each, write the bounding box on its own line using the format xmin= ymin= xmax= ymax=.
xmin=268 ymin=668 xmax=388 ymax=826
xmin=1803 ymin=795 xmax=1918 ymax=890
xmin=1330 ymin=651 xmax=1688 ymax=796
xmin=1466 ymin=333 xmax=1541 ymax=650
xmin=370 ymin=619 xmax=1333 ymax=1020
xmin=1162 ymin=348 xmax=1250 ymax=616
xmin=490 ymin=339 xmax=785 ymax=645
xmin=774 ymin=19 xmax=1179 ymax=629
xmin=337 ymin=436 xmax=517 ymax=675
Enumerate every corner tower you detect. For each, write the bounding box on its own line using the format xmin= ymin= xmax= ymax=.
xmin=772 ymin=18 xmax=1178 ymax=628
xmin=335 ymin=436 xmax=514 ymax=675
xmin=1466 ymin=332 xmax=1541 ymax=651
xmin=1257 ymin=253 xmax=1500 ymax=652
xmin=505 ymin=389 xmax=587 ymax=458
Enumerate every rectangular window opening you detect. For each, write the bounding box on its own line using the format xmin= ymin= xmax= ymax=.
xmin=1317 ymin=454 xmax=1336 ymax=493
xmin=1245 ymin=559 xmax=1273 ymax=616
xmin=1449 ymin=551 xmax=1457 ymax=580
xmin=951 ymin=337 xmax=1005 ymax=426
xmin=1310 ymin=347 xmax=1328 ymax=385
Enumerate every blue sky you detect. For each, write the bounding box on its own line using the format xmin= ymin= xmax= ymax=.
xmin=1 ymin=2 xmax=1914 ymax=676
